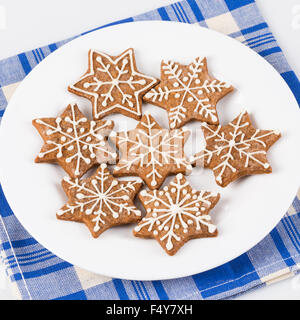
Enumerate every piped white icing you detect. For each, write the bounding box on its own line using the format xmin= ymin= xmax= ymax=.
xmin=114 ymin=113 xmax=192 ymax=188
xmin=145 ymin=57 xmax=231 ymax=128
xmin=36 ymin=104 xmax=116 ymax=176
xmin=135 ymin=174 xmax=218 ymax=251
xmin=69 ymin=48 xmax=157 ymax=119
xmin=57 ymin=164 xmax=141 ymax=232
xmin=191 ymin=111 xmax=280 ymax=184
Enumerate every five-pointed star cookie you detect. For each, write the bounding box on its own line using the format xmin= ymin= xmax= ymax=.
xmin=143 ymin=57 xmax=233 ymax=129
xmin=134 ymin=174 xmax=220 ymax=255
xmin=57 ymin=163 xmax=143 ymax=238
xmin=68 ymin=48 xmax=159 ymax=120
xmin=33 ymin=103 xmax=117 ymax=178
xmin=111 ymin=112 xmax=192 ymax=189
xmin=190 ymin=111 xmax=281 ymax=187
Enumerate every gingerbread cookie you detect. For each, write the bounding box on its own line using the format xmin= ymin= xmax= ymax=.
xmin=111 ymin=112 xmax=192 ymax=189
xmin=57 ymin=163 xmax=143 ymax=237
xmin=134 ymin=174 xmax=219 ymax=255
xmin=190 ymin=111 xmax=281 ymax=187
xmin=33 ymin=103 xmax=117 ymax=178
xmin=143 ymin=57 xmax=233 ymax=129
xmin=68 ymin=48 xmax=159 ymax=120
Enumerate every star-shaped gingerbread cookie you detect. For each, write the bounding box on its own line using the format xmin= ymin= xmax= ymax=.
xmin=111 ymin=112 xmax=192 ymax=189
xmin=57 ymin=163 xmax=143 ymax=238
xmin=68 ymin=48 xmax=159 ymax=120
xmin=134 ymin=174 xmax=220 ymax=255
xmin=33 ymin=103 xmax=117 ymax=178
xmin=190 ymin=111 xmax=281 ymax=187
xmin=143 ymin=57 xmax=233 ymax=129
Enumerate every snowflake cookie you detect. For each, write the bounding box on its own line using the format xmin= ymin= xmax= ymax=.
xmin=111 ymin=112 xmax=192 ymax=190
xmin=57 ymin=163 xmax=143 ymax=238
xmin=190 ymin=111 xmax=281 ymax=187
xmin=33 ymin=103 xmax=117 ymax=178
xmin=134 ymin=173 xmax=220 ymax=255
xmin=68 ymin=48 xmax=159 ymax=120
xmin=143 ymin=57 xmax=233 ymax=129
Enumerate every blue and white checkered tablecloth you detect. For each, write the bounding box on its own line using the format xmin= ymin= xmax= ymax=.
xmin=0 ymin=0 xmax=300 ymax=300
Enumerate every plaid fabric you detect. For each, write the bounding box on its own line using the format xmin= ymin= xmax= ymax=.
xmin=0 ymin=0 xmax=299 ymax=300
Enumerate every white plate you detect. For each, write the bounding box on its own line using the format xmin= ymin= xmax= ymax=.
xmin=0 ymin=21 xmax=299 ymax=281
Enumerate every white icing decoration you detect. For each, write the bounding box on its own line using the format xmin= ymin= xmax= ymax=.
xmin=36 ymin=104 xmax=116 ymax=176
xmin=57 ymin=165 xmax=141 ymax=232
xmin=135 ymin=174 xmax=217 ymax=251
xmin=145 ymin=58 xmax=230 ymax=128
xmin=191 ymin=111 xmax=278 ymax=183
xmin=114 ymin=113 xmax=192 ymax=187
xmin=69 ymin=49 xmax=157 ymax=118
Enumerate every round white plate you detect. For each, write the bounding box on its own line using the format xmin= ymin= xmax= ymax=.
xmin=0 ymin=21 xmax=299 ymax=280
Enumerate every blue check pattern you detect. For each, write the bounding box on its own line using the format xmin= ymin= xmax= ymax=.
xmin=0 ymin=0 xmax=299 ymax=300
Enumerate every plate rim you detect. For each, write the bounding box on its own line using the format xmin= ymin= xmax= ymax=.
xmin=0 ymin=20 xmax=299 ymax=280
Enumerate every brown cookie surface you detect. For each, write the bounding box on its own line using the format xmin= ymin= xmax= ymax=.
xmin=190 ymin=111 xmax=281 ymax=187
xmin=68 ymin=48 xmax=159 ymax=120
xmin=33 ymin=103 xmax=117 ymax=178
xmin=143 ymin=57 xmax=233 ymax=129
xmin=134 ymin=174 xmax=220 ymax=255
xmin=111 ymin=112 xmax=192 ymax=189
xmin=57 ymin=163 xmax=143 ymax=238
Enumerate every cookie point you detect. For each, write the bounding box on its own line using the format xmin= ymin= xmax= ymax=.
xmin=134 ymin=226 xmax=141 ymax=232
xmin=274 ymin=129 xmax=281 ymax=135
xmin=166 ymin=242 xmax=173 ymax=250
xmin=57 ymin=209 xmax=64 ymax=216
xmin=176 ymin=173 xmax=183 ymax=180
xmin=144 ymin=92 xmax=153 ymax=99
xmin=208 ymin=225 xmax=217 ymax=233
xmin=140 ymin=190 xmax=147 ymax=196
xmin=100 ymin=163 xmax=107 ymax=169
xmin=109 ymin=131 xmax=117 ymax=138
xmin=151 ymin=180 xmax=157 ymax=187
xmin=186 ymin=164 xmax=193 ymax=173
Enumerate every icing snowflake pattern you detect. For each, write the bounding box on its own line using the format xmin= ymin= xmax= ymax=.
xmin=112 ymin=112 xmax=192 ymax=189
xmin=144 ymin=57 xmax=233 ymax=129
xmin=190 ymin=111 xmax=281 ymax=187
xmin=134 ymin=174 xmax=219 ymax=255
xmin=68 ymin=48 xmax=158 ymax=120
xmin=33 ymin=103 xmax=117 ymax=178
xmin=57 ymin=163 xmax=142 ymax=237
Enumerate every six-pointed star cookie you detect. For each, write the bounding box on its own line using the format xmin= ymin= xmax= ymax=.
xmin=134 ymin=174 xmax=220 ymax=255
xmin=57 ymin=163 xmax=143 ymax=238
xmin=143 ymin=57 xmax=233 ymax=129
xmin=111 ymin=112 xmax=192 ymax=189
xmin=33 ymin=103 xmax=117 ymax=178
xmin=68 ymin=48 xmax=159 ymax=120
xmin=190 ymin=111 xmax=281 ymax=187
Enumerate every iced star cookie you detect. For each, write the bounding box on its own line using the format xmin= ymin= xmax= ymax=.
xmin=57 ymin=163 xmax=143 ymax=238
xmin=134 ymin=174 xmax=220 ymax=255
xmin=111 ymin=112 xmax=192 ymax=190
xmin=33 ymin=103 xmax=117 ymax=178
xmin=68 ymin=48 xmax=159 ymax=120
xmin=190 ymin=111 xmax=281 ymax=187
xmin=143 ymin=57 xmax=233 ymax=129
